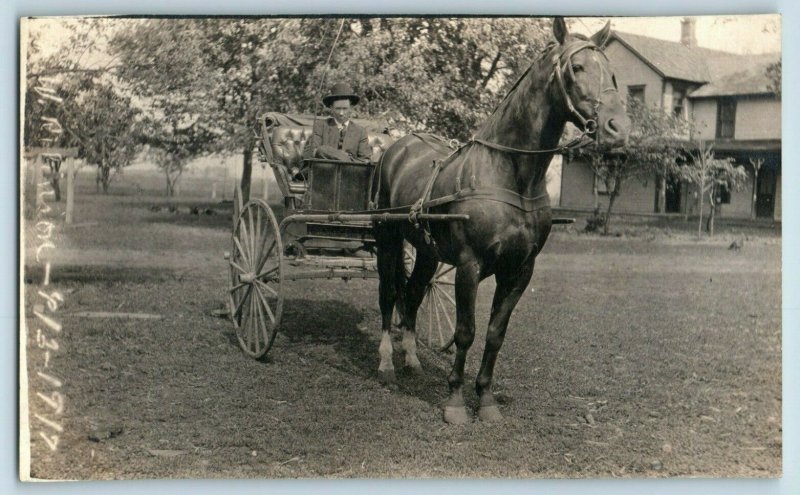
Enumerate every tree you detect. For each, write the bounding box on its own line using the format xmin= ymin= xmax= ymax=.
xmin=112 ymin=18 xmax=304 ymax=202
xmin=574 ymin=98 xmax=690 ymax=234
xmin=678 ymin=141 xmax=748 ymax=237
xmin=110 ymin=17 xmax=553 ymax=201
xmin=65 ymin=81 xmax=141 ymax=193
xmin=140 ymin=119 xmax=218 ymax=197
xmin=24 ymin=19 xmax=142 ymax=194
xmin=766 ymin=61 xmax=781 ymax=98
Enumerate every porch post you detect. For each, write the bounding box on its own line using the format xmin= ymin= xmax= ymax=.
xmin=749 ymin=157 xmax=763 ymax=220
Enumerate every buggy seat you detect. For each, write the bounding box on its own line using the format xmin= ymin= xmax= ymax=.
xmin=257 ymin=113 xmax=395 ymax=197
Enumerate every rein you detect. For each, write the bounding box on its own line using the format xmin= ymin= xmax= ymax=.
xmin=374 ymin=38 xmax=619 ymax=223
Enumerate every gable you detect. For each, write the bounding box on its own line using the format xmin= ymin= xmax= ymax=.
xmin=609 ymin=31 xmax=712 ymax=83
xmin=605 ymin=39 xmax=665 ymax=108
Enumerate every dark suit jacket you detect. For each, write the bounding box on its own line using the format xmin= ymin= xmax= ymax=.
xmin=302 ymin=117 xmax=372 ymax=162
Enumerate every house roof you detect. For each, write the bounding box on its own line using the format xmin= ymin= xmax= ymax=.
xmin=609 ymin=31 xmax=716 ymax=83
xmin=690 ymin=53 xmax=781 ymax=97
xmin=608 ymin=31 xmax=780 ymax=97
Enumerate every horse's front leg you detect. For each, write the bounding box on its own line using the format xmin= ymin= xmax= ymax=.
xmin=444 ymin=258 xmax=481 ymax=424
xmin=475 ymin=256 xmax=536 ymax=422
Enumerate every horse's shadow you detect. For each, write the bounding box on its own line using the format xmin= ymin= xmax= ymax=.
xmin=224 ymin=297 xmax=451 ymax=408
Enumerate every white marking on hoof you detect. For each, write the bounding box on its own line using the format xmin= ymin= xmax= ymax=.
xmin=444 ymin=406 xmax=471 ymax=425
xmin=378 ymin=332 xmax=394 ymax=373
xmin=478 ymin=405 xmax=504 ymax=422
xmin=402 ymin=330 xmax=422 ymax=371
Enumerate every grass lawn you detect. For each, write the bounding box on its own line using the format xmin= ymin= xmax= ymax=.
xmin=22 ymin=169 xmax=781 ymax=479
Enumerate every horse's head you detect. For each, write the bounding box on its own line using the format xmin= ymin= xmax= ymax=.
xmin=550 ymin=18 xmax=630 ymax=148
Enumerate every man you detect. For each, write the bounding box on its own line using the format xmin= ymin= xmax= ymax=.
xmin=303 ymin=82 xmax=372 ymax=163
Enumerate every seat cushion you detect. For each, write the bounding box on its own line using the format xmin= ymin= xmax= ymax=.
xmin=269 ymin=125 xmax=395 ymax=168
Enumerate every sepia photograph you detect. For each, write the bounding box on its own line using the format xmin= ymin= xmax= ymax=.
xmin=20 ymin=12 xmax=782 ymax=481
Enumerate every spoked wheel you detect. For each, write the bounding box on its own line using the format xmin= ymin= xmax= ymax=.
xmin=229 ymin=196 xmax=284 ymax=359
xmin=398 ymin=242 xmax=456 ymax=351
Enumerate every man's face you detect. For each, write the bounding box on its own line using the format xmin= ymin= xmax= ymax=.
xmin=330 ymin=99 xmax=352 ymax=123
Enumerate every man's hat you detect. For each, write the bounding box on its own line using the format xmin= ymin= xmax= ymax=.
xmin=323 ymin=82 xmax=360 ymax=107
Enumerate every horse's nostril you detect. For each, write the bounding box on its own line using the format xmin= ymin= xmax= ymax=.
xmin=605 ymin=118 xmax=620 ymax=136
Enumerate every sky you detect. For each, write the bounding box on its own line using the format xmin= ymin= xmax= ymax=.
xmin=572 ymin=15 xmax=781 ymax=54
xmin=27 ymin=14 xmax=782 ymax=63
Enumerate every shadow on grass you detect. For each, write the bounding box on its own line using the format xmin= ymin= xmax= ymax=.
xmin=222 ymin=297 xmax=451 ymax=408
xmin=24 ymin=264 xmax=184 ymax=285
xmin=139 ymin=200 xmax=290 ymax=230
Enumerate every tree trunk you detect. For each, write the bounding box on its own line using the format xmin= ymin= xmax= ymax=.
xmin=706 ymin=185 xmax=716 ymax=236
xmin=240 ymin=147 xmax=253 ymax=203
xmin=603 ymin=191 xmax=617 ymax=235
xmin=657 ymin=174 xmax=666 ymax=213
xmin=697 ymin=156 xmax=706 ymax=239
xmin=166 ymin=173 xmax=175 ymax=197
xmin=101 ymin=166 xmax=111 ymax=194
xmin=707 ymin=205 xmax=715 ymax=235
xmin=50 ymin=175 xmax=61 ymax=202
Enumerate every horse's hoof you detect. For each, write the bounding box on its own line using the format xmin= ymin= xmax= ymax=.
xmin=405 ymin=363 xmax=423 ymax=375
xmin=378 ymin=369 xmax=397 ymax=386
xmin=478 ymin=405 xmax=504 ymax=423
xmin=444 ymin=406 xmax=471 ymax=425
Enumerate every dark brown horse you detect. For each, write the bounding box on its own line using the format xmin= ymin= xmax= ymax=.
xmin=373 ymin=18 xmax=631 ymax=424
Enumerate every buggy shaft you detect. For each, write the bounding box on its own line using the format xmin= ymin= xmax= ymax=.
xmin=282 ymin=213 xmax=470 ymax=224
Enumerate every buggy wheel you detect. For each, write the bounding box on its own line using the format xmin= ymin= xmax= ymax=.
xmin=229 ymin=198 xmax=284 ymax=359
xmin=399 ymin=243 xmax=456 ymax=352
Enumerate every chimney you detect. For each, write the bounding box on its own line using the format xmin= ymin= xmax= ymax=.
xmin=681 ymin=17 xmax=697 ymax=47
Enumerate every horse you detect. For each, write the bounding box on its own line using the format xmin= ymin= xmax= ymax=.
xmin=372 ymin=18 xmax=631 ymax=424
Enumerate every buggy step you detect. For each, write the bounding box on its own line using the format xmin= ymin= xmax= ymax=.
xmin=552 ymin=217 xmax=576 ymax=225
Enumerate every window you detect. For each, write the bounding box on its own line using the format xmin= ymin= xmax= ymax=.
xmin=716 ymin=98 xmax=736 ymax=139
xmin=673 ymin=91 xmax=685 ymax=118
xmin=627 ymin=85 xmax=645 ymax=106
xmin=716 ymin=183 xmax=731 ymax=204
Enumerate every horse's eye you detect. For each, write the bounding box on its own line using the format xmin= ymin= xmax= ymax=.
xmin=571 ymin=64 xmax=583 ymax=73
xmin=612 ymin=75 xmax=618 ymax=89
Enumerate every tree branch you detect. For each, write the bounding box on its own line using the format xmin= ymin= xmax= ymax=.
xmin=481 ymin=51 xmax=503 ymax=89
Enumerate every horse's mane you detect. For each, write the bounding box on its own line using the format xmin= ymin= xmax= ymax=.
xmin=477 ymin=33 xmax=595 ymax=139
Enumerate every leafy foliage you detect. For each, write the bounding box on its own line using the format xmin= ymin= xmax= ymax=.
xmin=573 ymin=99 xmax=690 ymax=234
xmin=108 ymin=18 xmax=553 ymax=199
xmin=24 ymin=19 xmax=142 ymax=193
xmin=677 ymin=141 xmax=748 ymax=236
xmin=766 ymin=61 xmax=781 ymax=98
xmin=30 ymin=18 xmax=557 ymax=199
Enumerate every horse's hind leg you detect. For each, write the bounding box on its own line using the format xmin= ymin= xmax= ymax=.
xmin=375 ymin=229 xmax=404 ymax=385
xmin=475 ymin=257 xmax=536 ymax=422
xmin=444 ymin=258 xmax=481 ymax=424
xmin=399 ymin=250 xmax=438 ymax=373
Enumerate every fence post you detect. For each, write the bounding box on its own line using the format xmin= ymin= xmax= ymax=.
xmin=33 ymin=154 xmax=44 ymax=211
xmin=65 ymin=158 xmax=75 ymax=224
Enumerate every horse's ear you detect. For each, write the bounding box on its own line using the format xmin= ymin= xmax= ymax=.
xmin=591 ymin=21 xmax=612 ymax=47
xmin=553 ymin=17 xmax=568 ymax=44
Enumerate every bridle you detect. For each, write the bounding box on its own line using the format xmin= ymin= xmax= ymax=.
xmin=471 ymin=39 xmax=619 ymax=156
xmin=551 ymin=39 xmax=618 ymax=136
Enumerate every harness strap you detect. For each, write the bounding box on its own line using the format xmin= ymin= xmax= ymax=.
xmin=409 ymin=159 xmax=444 ymax=227
xmin=471 ymin=132 xmax=591 ymax=156
xmin=422 ymin=187 xmax=550 ymax=213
